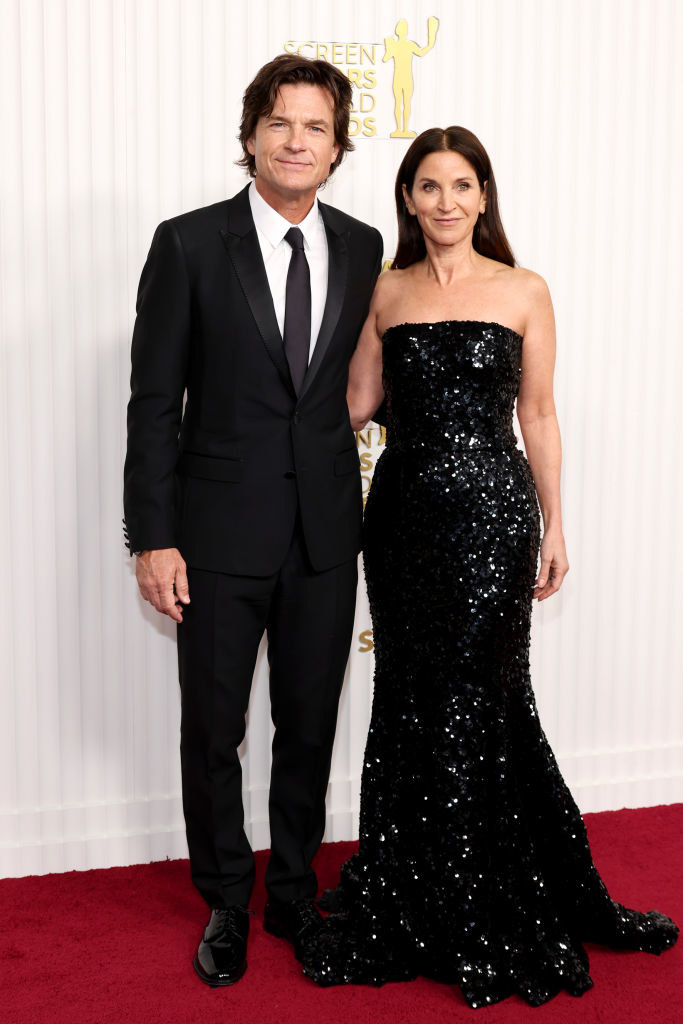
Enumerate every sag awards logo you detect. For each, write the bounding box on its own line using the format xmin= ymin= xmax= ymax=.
xmin=355 ymin=423 xmax=386 ymax=653
xmin=284 ymin=16 xmax=440 ymax=139
xmin=356 ymin=423 xmax=386 ymax=506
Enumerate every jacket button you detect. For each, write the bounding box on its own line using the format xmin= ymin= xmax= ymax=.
xmin=284 ymin=470 xmax=296 ymax=479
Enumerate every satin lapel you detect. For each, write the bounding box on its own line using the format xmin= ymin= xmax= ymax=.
xmin=219 ymin=190 xmax=293 ymax=395
xmin=299 ymin=212 xmax=349 ymax=400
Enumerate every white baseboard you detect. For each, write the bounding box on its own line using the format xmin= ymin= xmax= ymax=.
xmin=1 ymin=746 xmax=681 ymax=878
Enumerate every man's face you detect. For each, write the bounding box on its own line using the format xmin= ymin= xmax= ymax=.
xmin=247 ymin=83 xmax=340 ymax=206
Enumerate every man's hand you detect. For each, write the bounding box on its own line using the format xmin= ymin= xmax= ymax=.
xmin=135 ymin=548 xmax=190 ymax=622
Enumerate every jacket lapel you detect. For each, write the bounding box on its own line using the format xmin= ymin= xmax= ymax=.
xmin=219 ymin=186 xmax=294 ymax=396
xmin=220 ymin=187 xmax=350 ymax=402
xmin=299 ymin=202 xmax=349 ymax=400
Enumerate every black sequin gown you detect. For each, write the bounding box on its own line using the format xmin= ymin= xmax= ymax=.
xmin=302 ymin=321 xmax=678 ymax=1008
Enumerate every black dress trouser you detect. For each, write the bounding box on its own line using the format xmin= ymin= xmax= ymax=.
xmin=177 ymin=517 xmax=358 ymax=909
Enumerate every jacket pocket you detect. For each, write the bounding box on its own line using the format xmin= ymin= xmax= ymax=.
xmin=176 ymin=452 xmax=244 ymax=482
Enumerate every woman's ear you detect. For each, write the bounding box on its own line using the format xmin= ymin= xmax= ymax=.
xmin=402 ymin=183 xmax=416 ymax=216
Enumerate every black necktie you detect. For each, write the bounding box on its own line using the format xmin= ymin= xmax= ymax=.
xmin=283 ymin=227 xmax=311 ymax=395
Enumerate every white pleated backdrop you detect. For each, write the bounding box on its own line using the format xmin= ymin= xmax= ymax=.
xmin=1 ymin=0 xmax=682 ymax=878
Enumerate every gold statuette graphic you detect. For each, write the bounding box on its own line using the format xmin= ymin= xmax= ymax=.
xmin=383 ymin=16 xmax=439 ymax=138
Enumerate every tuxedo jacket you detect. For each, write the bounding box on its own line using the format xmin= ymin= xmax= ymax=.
xmin=124 ymin=185 xmax=383 ymax=575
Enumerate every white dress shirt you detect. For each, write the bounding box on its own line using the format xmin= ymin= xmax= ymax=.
xmin=248 ymin=182 xmax=328 ymax=362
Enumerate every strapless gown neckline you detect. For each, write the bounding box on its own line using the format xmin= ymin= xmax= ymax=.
xmin=383 ymin=318 xmax=524 ymax=342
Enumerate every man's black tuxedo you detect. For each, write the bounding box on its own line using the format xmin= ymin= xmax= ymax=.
xmin=124 ymin=184 xmax=383 ymax=909
xmin=124 ymin=185 xmax=382 ymax=575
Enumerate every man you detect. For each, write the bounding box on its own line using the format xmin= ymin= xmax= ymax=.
xmin=123 ymin=54 xmax=383 ymax=985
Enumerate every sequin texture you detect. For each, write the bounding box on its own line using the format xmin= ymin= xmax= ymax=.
xmin=302 ymin=321 xmax=678 ymax=1008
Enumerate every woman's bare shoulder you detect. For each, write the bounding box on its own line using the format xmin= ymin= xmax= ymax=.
xmin=482 ymin=258 xmax=545 ymax=286
xmin=489 ymin=263 xmax=552 ymax=310
xmin=370 ymin=268 xmax=413 ymax=335
xmin=509 ymin=265 xmax=550 ymax=298
xmin=375 ymin=265 xmax=412 ymax=294
xmin=371 ymin=266 xmax=412 ymax=318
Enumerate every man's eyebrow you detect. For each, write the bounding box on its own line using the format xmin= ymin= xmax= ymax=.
xmin=267 ymin=115 xmax=330 ymax=126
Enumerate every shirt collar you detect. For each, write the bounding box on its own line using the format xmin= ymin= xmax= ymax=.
xmin=248 ymin=181 xmax=320 ymax=250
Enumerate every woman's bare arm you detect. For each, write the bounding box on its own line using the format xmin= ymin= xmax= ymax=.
xmin=516 ymin=273 xmax=570 ymax=601
xmin=347 ymin=275 xmax=390 ymax=430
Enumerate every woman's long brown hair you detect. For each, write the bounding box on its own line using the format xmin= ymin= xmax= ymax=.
xmin=393 ymin=126 xmax=515 ymax=269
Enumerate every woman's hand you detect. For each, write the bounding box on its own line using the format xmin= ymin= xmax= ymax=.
xmin=534 ymin=528 xmax=569 ymax=601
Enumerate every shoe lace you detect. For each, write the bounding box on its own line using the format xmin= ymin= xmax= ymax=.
xmin=216 ymin=906 xmax=251 ymax=937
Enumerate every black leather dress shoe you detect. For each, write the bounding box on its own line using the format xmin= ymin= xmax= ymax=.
xmin=263 ymin=897 xmax=324 ymax=960
xmin=193 ymin=906 xmax=250 ymax=986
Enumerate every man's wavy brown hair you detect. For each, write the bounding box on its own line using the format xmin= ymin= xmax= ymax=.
xmin=238 ymin=54 xmax=354 ymax=180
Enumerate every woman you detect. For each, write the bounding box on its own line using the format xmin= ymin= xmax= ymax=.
xmin=302 ymin=127 xmax=678 ymax=1008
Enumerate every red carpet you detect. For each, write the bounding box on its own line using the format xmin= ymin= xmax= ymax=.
xmin=1 ymin=804 xmax=682 ymax=1023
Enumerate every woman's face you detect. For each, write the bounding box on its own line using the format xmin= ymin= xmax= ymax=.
xmin=403 ymin=150 xmax=486 ymax=249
